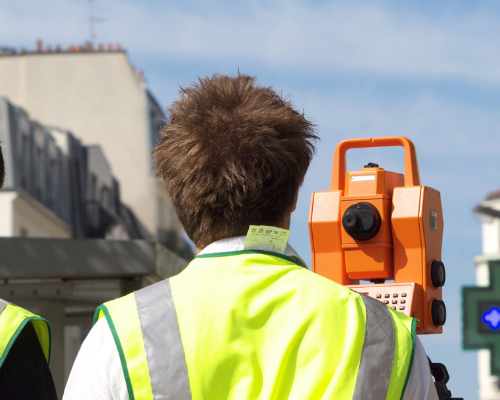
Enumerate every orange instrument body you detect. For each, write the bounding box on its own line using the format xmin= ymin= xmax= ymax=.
xmin=308 ymin=136 xmax=445 ymax=334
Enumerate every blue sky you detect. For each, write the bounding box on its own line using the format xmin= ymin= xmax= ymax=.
xmin=3 ymin=0 xmax=500 ymax=397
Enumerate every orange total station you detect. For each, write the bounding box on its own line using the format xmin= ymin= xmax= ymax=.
xmin=308 ymin=136 xmax=446 ymax=334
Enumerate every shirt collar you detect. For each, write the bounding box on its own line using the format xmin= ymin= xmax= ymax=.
xmin=199 ymin=235 xmax=299 ymax=257
xmin=198 ymin=235 xmax=309 ymax=269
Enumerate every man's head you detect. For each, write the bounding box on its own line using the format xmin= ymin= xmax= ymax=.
xmin=152 ymin=74 xmax=318 ymax=249
xmin=0 ymin=143 xmax=4 ymax=189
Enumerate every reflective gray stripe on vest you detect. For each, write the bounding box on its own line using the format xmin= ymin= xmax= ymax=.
xmin=0 ymin=299 xmax=11 ymax=314
xmin=352 ymin=294 xmax=396 ymax=400
xmin=134 ymin=279 xmax=192 ymax=400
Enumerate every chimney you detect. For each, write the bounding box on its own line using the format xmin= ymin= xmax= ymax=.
xmin=137 ymin=70 xmax=143 ymax=79
xmin=115 ymin=43 xmax=121 ymax=51
xmin=106 ymin=43 xmax=112 ymax=51
xmin=98 ymin=43 xmax=103 ymax=51
xmin=55 ymin=45 xmax=61 ymax=53
xmin=86 ymin=42 xmax=92 ymax=52
xmin=45 ymin=45 xmax=52 ymax=53
xmin=36 ymin=40 xmax=42 ymax=53
xmin=20 ymin=48 xmax=26 ymax=54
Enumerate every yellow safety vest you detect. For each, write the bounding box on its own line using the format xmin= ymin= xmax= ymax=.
xmin=0 ymin=299 xmax=51 ymax=369
xmin=95 ymin=250 xmax=416 ymax=400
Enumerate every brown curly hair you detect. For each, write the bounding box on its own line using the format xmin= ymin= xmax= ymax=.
xmin=152 ymin=74 xmax=318 ymax=249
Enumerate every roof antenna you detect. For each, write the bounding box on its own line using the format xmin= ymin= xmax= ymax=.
xmin=87 ymin=0 xmax=106 ymax=46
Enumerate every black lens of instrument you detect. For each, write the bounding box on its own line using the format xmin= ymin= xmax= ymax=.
xmin=342 ymin=202 xmax=381 ymax=241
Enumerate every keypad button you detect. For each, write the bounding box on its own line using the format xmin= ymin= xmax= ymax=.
xmin=391 ymin=306 xmax=396 ymax=310
xmin=401 ymin=299 xmax=406 ymax=304
xmin=384 ymin=300 xmax=389 ymax=304
xmin=376 ymin=294 xmax=381 ymax=298
xmin=385 ymin=294 xmax=390 ymax=298
xmin=402 ymin=293 xmax=407 ymax=297
xmin=393 ymin=294 xmax=398 ymax=298
xmin=399 ymin=306 xmax=405 ymax=310
xmin=392 ymin=300 xmax=397 ymax=304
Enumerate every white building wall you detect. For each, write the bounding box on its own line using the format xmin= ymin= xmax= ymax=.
xmin=0 ymin=191 xmax=71 ymax=238
xmin=482 ymin=219 xmax=500 ymax=254
xmin=0 ymin=192 xmax=16 ymax=236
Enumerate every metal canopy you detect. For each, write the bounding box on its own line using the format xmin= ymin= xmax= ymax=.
xmin=0 ymin=238 xmax=191 ymax=396
xmin=0 ymin=238 xmax=188 ymax=280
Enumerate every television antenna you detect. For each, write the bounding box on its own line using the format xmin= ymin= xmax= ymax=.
xmin=86 ymin=0 xmax=106 ymax=45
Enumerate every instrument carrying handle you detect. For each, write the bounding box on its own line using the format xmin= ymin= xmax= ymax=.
xmin=330 ymin=136 xmax=421 ymax=191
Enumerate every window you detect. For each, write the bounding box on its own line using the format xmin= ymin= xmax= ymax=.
xmin=90 ymin=174 xmax=98 ymax=201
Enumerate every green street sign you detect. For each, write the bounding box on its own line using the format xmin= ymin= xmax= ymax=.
xmin=463 ymin=260 xmax=500 ymax=376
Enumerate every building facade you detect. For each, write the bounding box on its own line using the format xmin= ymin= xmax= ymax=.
xmin=0 ymin=42 xmax=188 ymax=256
xmin=0 ymin=97 xmax=150 ymax=240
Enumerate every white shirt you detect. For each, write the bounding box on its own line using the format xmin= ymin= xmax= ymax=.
xmin=64 ymin=237 xmax=438 ymax=400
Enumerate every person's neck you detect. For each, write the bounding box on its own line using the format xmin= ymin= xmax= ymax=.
xmin=195 ymin=220 xmax=291 ymax=256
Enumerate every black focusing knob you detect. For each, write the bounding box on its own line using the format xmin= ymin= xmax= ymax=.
xmin=431 ymin=260 xmax=446 ymax=288
xmin=342 ymin=202 xmax=381 ymax=241
xmin=342 ymin=212 xmax=361 ymax=230
xmin=431 ymin=299 xmax=446 ymax=327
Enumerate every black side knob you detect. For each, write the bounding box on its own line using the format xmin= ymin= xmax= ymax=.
xmin=342 ymin=212 xmax=361 ymax=230
xmin=342 ymin=202 xmax=381 ymax=241
xmin=431 ymin=261 xmax=446 ymax=288
xmin=432 ymin=299 xmax=446 ymax=327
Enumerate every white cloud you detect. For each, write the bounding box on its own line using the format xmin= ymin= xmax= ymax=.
xmin=118 ymin=1 xmax=500 ymax=84
xmin=2 ymin=1 xmax=500 ymax=84
xmin=299 ymin=89 xmax=500 ymax=158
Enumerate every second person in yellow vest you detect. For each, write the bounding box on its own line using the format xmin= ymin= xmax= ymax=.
xmin=0 ymin=143 xmax=57 ymax=400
